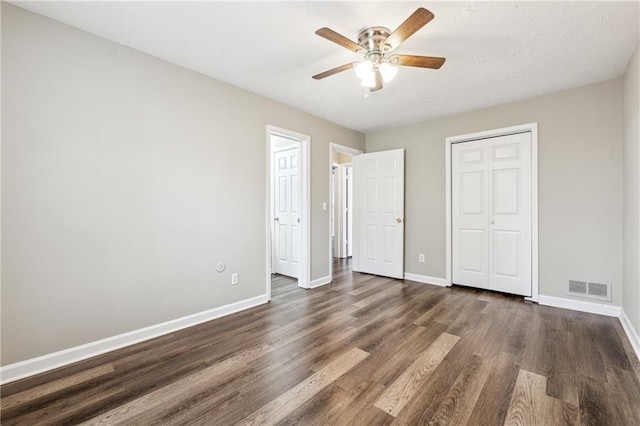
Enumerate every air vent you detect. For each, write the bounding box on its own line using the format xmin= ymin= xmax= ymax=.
xmin=568 ymin=280 xmax=611 ymax=301
xmin=588 ymin=282 xmax=610 ymax=300
xmin=569 ymin=280 xmax=587 ymax=294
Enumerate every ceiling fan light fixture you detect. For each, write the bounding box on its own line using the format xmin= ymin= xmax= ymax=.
xmin=379 ymin=62 xmax=398 ymax=83
xmin=355 ymin=60 xmax=374 ymax=80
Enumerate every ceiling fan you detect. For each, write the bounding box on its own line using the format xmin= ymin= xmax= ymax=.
xmin=312 ymin=8 xmax=445 ymax=92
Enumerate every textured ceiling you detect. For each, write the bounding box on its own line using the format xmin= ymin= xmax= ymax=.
xmin=11 ymin=1 xmax=640 ymax=133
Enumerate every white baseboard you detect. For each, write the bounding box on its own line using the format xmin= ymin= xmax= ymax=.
xmin=0 ymin=294 xmax=269 ymax=384
xmin=537 ymin=295 xmax=621 ymax=317
xmin=620 ymin=309 xmax=640 ymax=361
xmin=310 ymin=275 xmax=331 ymax=289
xmin=403 ymin=273 xmax=449 ymax=287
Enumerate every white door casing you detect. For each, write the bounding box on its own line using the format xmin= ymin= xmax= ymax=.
xmin=344 ymin=165 xmax=353 ymax=258
xmin=332 ymin=164 xmax=342 ymax=258
xmin=353 ymin=149 xmax=405 ymax=279
xmin=333 ymin=163 xmax=353 ymax=259
xmin=452 ymin=132 xmax=532 ymax=296
xmin=273 ymin=145 xmax=301 ymax=278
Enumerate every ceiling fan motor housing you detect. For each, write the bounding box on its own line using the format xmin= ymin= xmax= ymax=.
xmin=357 ymin=26 xmax=391 ymax=63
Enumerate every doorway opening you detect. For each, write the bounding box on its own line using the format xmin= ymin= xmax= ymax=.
xmin=329 ymin=143 xmax=363 ymax=280
xmin=267 ymin=126 xmax=310 ymax=299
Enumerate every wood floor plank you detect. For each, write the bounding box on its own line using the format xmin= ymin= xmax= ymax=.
xmin=543 ymin=396 xmax=579 ymax=426
xmin=193 ymin=359 xmax=313 ymax=425
xmin=412 ymin=292 xmax=464 ymax=327
xmin=572 ymin=319 xmax=606 ymax=381
xmin=428 ymin=354 xmax=494 ymax=425
xmin=504 ymin=369 xmax=548 ymax=425
xmin=614 ymin=319 xmax=640 ymax=380
xmin=277 ymin=382 xmax=357 ymax=425
xmin=468 ymin=351 xmax=520 ymax=425
xmin=545 ymin=328 xmax=579 ymax=406
xmin=578 ymin=375 xmax=612 ymax=425
xmin=348 ymin=275 xmax=391 ymax=296
xmin=80 ymin=344 xmax=273 ymax=424
xmin=374 ymin=332 xmax=460 ymax=417
xmin=602 ymin=366 xmax=640 ymax=425
xmin=331 ymin=380 xmax=394 ymax=425
xmin=1 ymin=364 xmax=114 ymax=410
xmin=352 ymin=282 xmax=405 ymax=308
xmin=385 ymin=290 xmax=445 ymax=322
xmin=348 ymin=322 xmax=447 ymax=391
xmin=388 ymin=336 xmax=475 ymax=425
xmin=237 ymin=347 xmax=369 ymax=425
xmin=2 ymin=382 xmax=126 ymax=426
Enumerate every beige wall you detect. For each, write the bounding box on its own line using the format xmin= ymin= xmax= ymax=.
xmin=1 ymin=4 xmax=364 ymax=364
xmin=367 ymin=79 xmax=624 ymax=305
xmin=623 ymin=43 xmax=640 ymax=332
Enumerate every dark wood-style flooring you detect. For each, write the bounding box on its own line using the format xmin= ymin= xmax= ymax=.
xmin=2 ymin=259 xmax=640 ymax=425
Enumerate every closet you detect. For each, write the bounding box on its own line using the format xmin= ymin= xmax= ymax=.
xmin=451 ymin=132 xmax=532 ymax=296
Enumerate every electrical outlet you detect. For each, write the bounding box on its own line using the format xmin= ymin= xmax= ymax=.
xmin=418 ymin=254 xmax=425 ymax=263
xmin=231 ymin=273 xmax=239 ymax=285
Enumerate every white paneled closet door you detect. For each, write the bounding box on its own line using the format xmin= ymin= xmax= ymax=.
xmin=452 ymin=132 xmax=532 ymax=296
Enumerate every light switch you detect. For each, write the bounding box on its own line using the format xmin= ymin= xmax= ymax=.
xmin=322 ymin=202 xmax=327 ymax=211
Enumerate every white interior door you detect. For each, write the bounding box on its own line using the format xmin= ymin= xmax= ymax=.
xmin=273 ymin=145 xmax=301 ymax=278
xmin=452 ymin=139 xmax=489 ymax=289
xmin=353 ymin=149 xmax=404 ymax=279
xmin=452 ymin=132 xmax=532 ymax=296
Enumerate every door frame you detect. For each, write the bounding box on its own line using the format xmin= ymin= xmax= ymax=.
xmin=341 ymin=163 xmax=353 ymax=259
xmin=266 ymin=125 xmax=311 ymax=299
xmin=329 ymin=143 xmax=363 ymax=279
xmin=445 ymin=122 xmax=539 ymax=301
xmin=331 ymin=162 xmax=353 ymax=260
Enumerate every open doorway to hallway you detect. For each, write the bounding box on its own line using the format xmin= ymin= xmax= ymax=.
xmin=329 ymin=143 xmax=363 ymax=280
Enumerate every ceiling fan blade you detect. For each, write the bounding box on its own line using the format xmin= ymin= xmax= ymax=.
xmin=312 ymin=63 xmax=356 ymax=80
xmin=384 ymin=8 xmax=435 ymax=52
xmin=370 ymin=69 xmax=383 ymax=92
xmin=315 ymin=27 xmax=363 ymax=53
xmin=390 ymin=55 xmax=446 ymax=69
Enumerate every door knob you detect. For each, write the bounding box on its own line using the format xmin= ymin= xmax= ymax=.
xmin=490 ymin=220 xmax=495 ymax=224
xmin=274 ymin=217 xmax=279 ymax=221
xmin=397 ymin=218 xmax=403 ymax=223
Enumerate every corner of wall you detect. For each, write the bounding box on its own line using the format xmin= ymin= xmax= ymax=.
xmin=620 ymin=308 xmax=640 ymax=363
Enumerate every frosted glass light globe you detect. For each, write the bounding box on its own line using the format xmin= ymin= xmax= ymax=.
xmin=379 ymin=62 xmax=398 ymax=83
xmin=355 ymin=60 xmax=374 ymax=80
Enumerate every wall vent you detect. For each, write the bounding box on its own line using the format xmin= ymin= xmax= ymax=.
xmin=568 ymin=280 xmax=587 ymax=294
xmin=568 ymin=280 xmax=611 ymax=302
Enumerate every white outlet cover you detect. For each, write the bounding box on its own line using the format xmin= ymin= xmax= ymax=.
xmin=216 ymin=262 xmax=225 ymax=272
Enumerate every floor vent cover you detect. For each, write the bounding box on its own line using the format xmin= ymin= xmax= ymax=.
xmin=568 ymin=280 xmax=611 ymax=301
